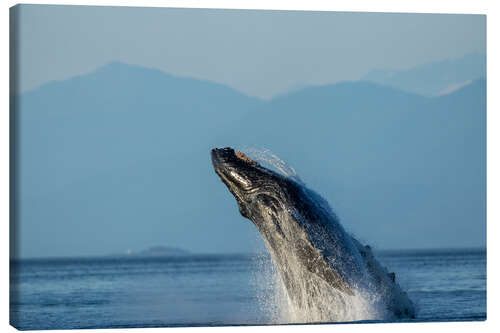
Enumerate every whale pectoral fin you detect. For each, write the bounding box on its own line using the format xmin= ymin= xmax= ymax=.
xmin=296 ymin=242 xmax=354 ymax=296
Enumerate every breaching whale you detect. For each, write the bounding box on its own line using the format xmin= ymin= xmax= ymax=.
xmin=211 ymin=147 xmax=415 ymax=322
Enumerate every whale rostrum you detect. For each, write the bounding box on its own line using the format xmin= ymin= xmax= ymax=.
xmin=211 ymin=147 xmax=415 ymax=321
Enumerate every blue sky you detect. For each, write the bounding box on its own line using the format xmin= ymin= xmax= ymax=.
xmin=14 ymin=5 xmax=485 ymax=98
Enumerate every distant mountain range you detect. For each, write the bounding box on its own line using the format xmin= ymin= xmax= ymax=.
xmin=12 ymin=58 xmax=486 ymax=258
xmin=361 ymin=52 xmax=486 ymax=96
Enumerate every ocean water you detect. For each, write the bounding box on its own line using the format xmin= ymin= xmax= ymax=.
xmin=10 ymin=248 xmax=486 ymax=330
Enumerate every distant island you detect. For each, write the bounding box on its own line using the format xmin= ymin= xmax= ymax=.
xmin=106 ymin=246 xmax=190 ymax=258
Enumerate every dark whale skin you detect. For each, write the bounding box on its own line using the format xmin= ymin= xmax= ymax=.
xmin=211 ymin=147 xmax=415 ymax=321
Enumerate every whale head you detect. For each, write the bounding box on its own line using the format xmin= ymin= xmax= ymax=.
xmin=211 ymin=147 xmax=297 ymax=220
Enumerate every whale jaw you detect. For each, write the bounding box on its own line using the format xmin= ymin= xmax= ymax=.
xmin=211 ymin=147 xmax=264 ymax=218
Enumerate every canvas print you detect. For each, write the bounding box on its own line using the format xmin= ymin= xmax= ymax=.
xmin=9 ymin=4 xmax=486 ymax=330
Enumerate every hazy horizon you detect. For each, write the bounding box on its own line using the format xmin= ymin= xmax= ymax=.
xmin=13 ymin=243 xmax=488 ymax=260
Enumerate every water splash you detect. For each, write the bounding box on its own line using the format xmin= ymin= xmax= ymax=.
xmin=245 ymin=147 xmax=392 ymax=324
xmin=251 ymin=252 xmax=292 ymax=324
xmin=251 ymin=244 xmax=387 ymax=324
xmin=241 ymin=147 xmax=303 ymax=184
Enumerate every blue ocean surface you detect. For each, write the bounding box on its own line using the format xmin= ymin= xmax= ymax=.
xmin=10 ymin=248 xmax=486 ymax=330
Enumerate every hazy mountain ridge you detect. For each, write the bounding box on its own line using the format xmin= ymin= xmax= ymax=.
xmin=361 ymin=52 xmax=486 ymax=96
xmin=13 ymin=62 xmax=486 ymax=258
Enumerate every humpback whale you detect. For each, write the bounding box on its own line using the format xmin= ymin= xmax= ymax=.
xmin=211 ymin=147 xmax=415 ymax=322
